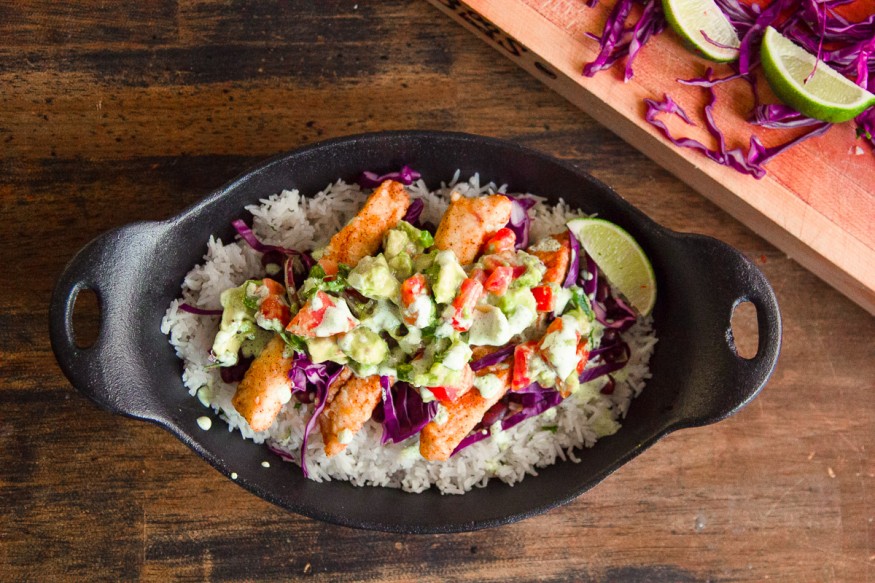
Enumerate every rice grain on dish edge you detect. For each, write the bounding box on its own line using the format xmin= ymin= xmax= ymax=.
xmin=160 ymin=174 xmax=656 ymax=494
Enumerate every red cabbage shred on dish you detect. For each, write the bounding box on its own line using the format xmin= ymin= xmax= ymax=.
xmin=358 ymin=165 xmax=422 ymax=188
xmin=287 ymin=353 xmax=344 ymax=478
xmin=373 ymin=378 xmax=437 ymax=445
xmin=505 ymin=196 xmax=537 ymax=250
xmin=232 ymin=219 xmax=315 ymax=270
xmin=402 ymin=198 xmax=425 ymax=225
xmin=178 ymin=303 xmax=223 ymax=316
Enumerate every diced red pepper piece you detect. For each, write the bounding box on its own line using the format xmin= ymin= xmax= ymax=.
xmin=401 ymin=273 xmax=427 ymax=308
xmin=285 ymin=291 xmax=334 ymax=336
xmin=531 ymin=285 xmax=554 ymax=312
xmin=511 ymin=341 xmax=538 ymax=391
xmin=451 ymin=278 xmax=484 ymax=331
xmin=576 ymin=340 xmax=590 ymax=375
xmin=260 ymin=278 xmax=286 ymax=296
xmin=483 ymin=266 xmax=513 ymax=296
xmin=258 ymin=295 xmax=292 ymax=328
xmin=483 ymin=227 xmax=516 ymax=255
xmin=469 ymin=268 xmax=488 ymax=285
xmin=428 ymin=364 xmax=474 ymax=403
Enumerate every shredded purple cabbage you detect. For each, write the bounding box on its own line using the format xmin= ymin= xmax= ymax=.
xmin=358 ymin=165 xmax=422 ymax=188
xmin=372 ymin=378 xmax=437 ymax=445
xmin=451 ymin=383 xmax=565 ymax=455
xmin=470 ymin=345 xmax=516 ymax=372
xmin=506 ymin=196 xmax=536 ymax=250
xmin=581 ymin=253 xmax=599 ymax=298
xmin=402 ymin=198 xmax=425 ymax=225
xmin=645 ymin=70 xmax=832 ymax=179
xmin=266 ymin=443 xmax=296 ymax=463
xmin=563 ymin=227 xmax=581 ymax=289
xmin=178 ymin=302 xmax=223 ymax=316
xmin=582 ymin=0 xmax=667 ymax=81
xmin=580 ymin=338 xmax=631 ymax=383
xmin=287 ymin=354 xmax=343 ymax=478
xmin=751 ymin=103 xmax=827 ymax=128
xmin=232 ymin=219 xmax=316 ymax=270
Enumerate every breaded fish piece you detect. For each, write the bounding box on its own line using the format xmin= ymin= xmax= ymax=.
xmin=319 ymin=374 xmax=384 ymax=457
xmin=528 ymin=232 xmax=571 ymax=285
xmin=318 ymin=179 xmax=410 ymax=273
xmin=419 ymin=366 xmax=511 ymax=461
xmin=232 ymin=335 xmax=294 ymax=432
xmin=434 ymin=192 xmax=512 ymax=265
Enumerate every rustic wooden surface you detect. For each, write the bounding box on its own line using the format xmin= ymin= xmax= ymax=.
xmin=1 ymin=1 xmax=873 ymax=581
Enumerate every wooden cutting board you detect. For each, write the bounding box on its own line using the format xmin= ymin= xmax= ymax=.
xmin=425 ymin=0 xmax=875 ymax=314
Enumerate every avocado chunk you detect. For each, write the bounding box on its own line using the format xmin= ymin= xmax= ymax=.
xmin=338 ymin=327 xmax=389 ymax=366
xmin=212 ymin=285 xmax=261 ymax=366
xmin=431 ymin=250 xmax=467 ymax=304
xmin=348 ymin=254 xmax=400 ymax=301
xmin=306 ymin=336 xmax=348 ymax=364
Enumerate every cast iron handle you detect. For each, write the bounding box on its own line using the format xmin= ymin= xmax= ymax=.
xmin=50 ymin=222 xmax=167 ymax=421
xmin=669 ymin=234 xmax=782 ymax=429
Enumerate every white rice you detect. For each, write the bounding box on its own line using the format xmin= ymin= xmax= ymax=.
xmin=161 ymin=174 xmax=657 ymax=494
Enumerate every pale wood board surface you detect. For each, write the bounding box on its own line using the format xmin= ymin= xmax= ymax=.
xmin=426 ymin=0 xmax=875 ymax=314
xmin=2 ymin=1 xmax=874 ymax=581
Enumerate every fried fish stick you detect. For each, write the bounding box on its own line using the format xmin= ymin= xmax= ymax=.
xmin=419 ymin=367 xmax=511 ymax=461
xmin=434 ymin=192 xmax=512 ymax=265
xmin=318 ymin=179 xmax=410 ymax=273
xmin=232 ymin=335 xmax=294 ymax=432
xmin=319 ymin=375 xmax=384 ymax=457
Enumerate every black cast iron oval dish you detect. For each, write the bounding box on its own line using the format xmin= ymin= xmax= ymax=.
xmin=50 ymin=131 xmax=780 ymax=533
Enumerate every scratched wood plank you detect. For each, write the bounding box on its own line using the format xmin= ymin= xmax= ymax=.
xmin=1 ymin=1 xmax=873 ymax=581
xmin=425 ymin=0 xmax=875 ymax=315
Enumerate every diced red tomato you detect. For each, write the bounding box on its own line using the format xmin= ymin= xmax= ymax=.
xmin=483 ymin=227 xmax=516 ymax=255
xmin=260 ymin=278 xmax=286 ymax=296
xmin=401 ymin=273 xmax=427 ymax=307
xmin=258 ymin=295 xmax=292 ymax=328
xmin=481 ymin=254 xmax=510 ymax=271
xmin=484 ymin=266 xmax=513 ymax=296
xmin=318 ymin=259 xmax=339 ymax=277
xmin=531 ymin=285 xmax=554 ymax=312
xmin=576 ymin=340 xmax=590 ymax=375
xmin=428 ymin=364 xmax=474 ymax=402
xmin=511 ymin=341 xmax=538 ymax=391
xmin=451 ymin=278 xmax=484 ymax=331
xmin=469 ymin=268 xmax=488 ymax=285
xmin=285 ymin=291 xmax=334 ymax=336
xmin=511 ymin=265 xmax=527 ymax=279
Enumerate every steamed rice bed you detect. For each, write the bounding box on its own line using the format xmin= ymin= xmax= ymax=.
xmin=161 ymin=173 xmax=656 ymax=494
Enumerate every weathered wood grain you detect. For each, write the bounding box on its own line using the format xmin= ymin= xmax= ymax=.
xmin=1 ymin=1 xmax=873 ymax=582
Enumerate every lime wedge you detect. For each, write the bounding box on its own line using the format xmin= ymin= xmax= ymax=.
xmin=761 ymin=26 xmax=875 ymax=123
xmin=662 ymin=0 xmax=740 ymax=62
xmin=567 ymin=218 xmax=657 ymax=316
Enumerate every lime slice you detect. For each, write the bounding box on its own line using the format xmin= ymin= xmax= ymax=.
xmin=567 ymin=218 xmax=657 ymax=317
xmin=662 ymin=0 xmax=740 ymax=62
xmin=761 ymin=26 xmax=875 ymax=123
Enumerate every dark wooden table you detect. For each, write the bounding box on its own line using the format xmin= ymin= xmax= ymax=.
xmin=3 ymin=1 xmax=873 ymax=581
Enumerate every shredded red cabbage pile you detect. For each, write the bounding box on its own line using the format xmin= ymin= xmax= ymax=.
xmin=581 ymin=252 xmax=638 ymax=330
xmin=372 ymin=377 xmax=437 ymax=444
xmin=470 ymin=345 xmax=516 ymax=371
xmin=287 ymin=354 xmax=344 ymax=478
xmin=582 ymin=0 xmax=874 ymax=174
xmin=358 ymin=165 xmax=422 ymax=188
xmin=644 ymin=70 xmax=831 ymax=179
xmin=583 ymin=0 xmax=667 ymax=81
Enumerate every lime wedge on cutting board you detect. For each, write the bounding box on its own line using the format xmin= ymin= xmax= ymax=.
xmin=567 ymin=218 xmax=657 ymax=316
xmin=761 ymin=26 xmax=875 ymax=123
xmin=662 ymin=0 xmax=740 ymax=62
